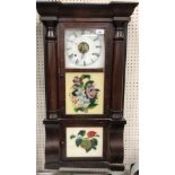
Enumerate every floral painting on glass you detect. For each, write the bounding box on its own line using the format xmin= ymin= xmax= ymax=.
xmin=66 ymin=127 xmax=103 ymax=158
xmin=65 ymin=73 xmax=104 ymax=115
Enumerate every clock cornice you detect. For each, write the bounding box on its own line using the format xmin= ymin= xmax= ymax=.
xmin=37 ymin=1 xmax=138 ymax=19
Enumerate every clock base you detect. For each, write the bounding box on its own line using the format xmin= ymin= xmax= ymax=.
xmin=45 ymin=161 xmax=124 ymax=172
xmin=44 ymin=119 xmax=126 ymax=172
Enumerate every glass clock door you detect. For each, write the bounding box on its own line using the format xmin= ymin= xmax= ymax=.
xmin=64 ymin=28 xmax=105 ymax=115
xmin=64 ymin=27 xmax=106 ymax=115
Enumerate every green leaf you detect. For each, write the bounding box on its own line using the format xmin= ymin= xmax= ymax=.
xmin=80 ymin=139 xmax=92 ymax=152
xmin=70 ymin=135 xmax=76 ymax=139
xmin=88 ymin=103 xmax=98 ymax=109
xmin=74 ymin=107 xmax=85 ymax=112
xmin=86 ymin=147 xmax=92 ymax=153
xmin=74 ymin=107 xmax=84 ymax=112
xmin=91 ymin=138 xmax=98 ymax=147
xmin=78 ymin=130 xmax=86 ymax=137
xmin=79 ymin=82 xmax=84 ymax=88
xmin=72 ymin=89 xmax=78 ymax=96
xmin=90 ymin=98 xmax=96 ymax=104
xmin=74 ymin=108 xmax=79 ymax=112
xmin=80 ymin=74 xmax=90 ymax=80
xmin=76 ymin=138 xmax=82 ymax=147
xmin=84 ymin=80 xmax=94 ymax=89
xmin=92 ymin=146 xmax=97 ymax=150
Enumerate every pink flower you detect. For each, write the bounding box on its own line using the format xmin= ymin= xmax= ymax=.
xmin=85 ymin=84 xmax=99 ymax=99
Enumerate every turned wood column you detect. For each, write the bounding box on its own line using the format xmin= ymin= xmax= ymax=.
xmin=41 ymin=17 xmax=59 ymax=119
xmin=111 ymin=17 xmax=129 ymax=116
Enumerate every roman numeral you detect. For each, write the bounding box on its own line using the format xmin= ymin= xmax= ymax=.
xmin=91 ymin=59 xmax=95 ymax=63
xmin=73 ymin=32 xmax=78 ymax=37
xmin=95 ymin=45 xmax=102 ymax=48
xmin=68 ymin=53 xmax=74 ymax=59
xmin=93 ymin=36 xmax=99 ymax=41
xmin=67 ymin=39 xmax=74 ymax=43
xmin=81 ymin=30 xmax=85 ymax=35
xmin=75 ymin=59 xmax=79 ymax=64
xmin=92 ymin=53 xmax=100 ymax=57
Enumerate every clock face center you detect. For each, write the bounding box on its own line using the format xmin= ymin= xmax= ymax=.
xmin=78 ymin=42 xmax=89 ymax=54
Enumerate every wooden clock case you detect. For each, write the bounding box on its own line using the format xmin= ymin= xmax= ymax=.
xmin=37 ymin=1 xmax=138 ymax=171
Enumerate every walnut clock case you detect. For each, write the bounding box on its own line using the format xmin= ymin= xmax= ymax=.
xmin=37 ymin=1 xmax=138 ymax=171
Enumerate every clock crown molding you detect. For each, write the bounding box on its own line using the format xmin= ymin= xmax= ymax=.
xmin=40 ymin=16 xmax=58 ymax=24
xmin=37 ymin=1 xmax=138 ymax=18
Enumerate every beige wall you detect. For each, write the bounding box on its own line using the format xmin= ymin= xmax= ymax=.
xmin=36 ymin=0 xmax=139 ymax=171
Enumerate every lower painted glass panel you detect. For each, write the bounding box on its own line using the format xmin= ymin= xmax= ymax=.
xmin=66 ymin=127 xmax=103 ymax=158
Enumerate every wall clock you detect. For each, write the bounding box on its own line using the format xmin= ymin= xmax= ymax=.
xmin=37 ymin=1 xmax=138 ymax=172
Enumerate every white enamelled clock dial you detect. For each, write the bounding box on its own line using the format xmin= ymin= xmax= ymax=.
xmin=65 ymin=29 xmax=105 ymax=69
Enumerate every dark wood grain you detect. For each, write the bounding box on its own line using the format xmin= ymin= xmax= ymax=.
xmin=111 ymin=19 xmax=127 ymax=113
xmin=45 ymin=160 xmax=124 ymax=171
xmin=45 ymin=123 xmax=60 ymax=166
xmin=37 ymin=2 xmax=138 ymax=18
xmin=42 ymin=19 xmax=59 ymax=119
xmin=109 ymin=123 xmax=125 ymax=163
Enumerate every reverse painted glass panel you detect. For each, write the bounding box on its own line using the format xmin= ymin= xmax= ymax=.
xmin=65 ymin=72 xmax=104 ymax=115
xmin=66 ymin=127 xmax=103 ymax=158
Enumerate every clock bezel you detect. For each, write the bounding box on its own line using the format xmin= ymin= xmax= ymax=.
xmin=64 ymin=28 xmax=105 ymax=69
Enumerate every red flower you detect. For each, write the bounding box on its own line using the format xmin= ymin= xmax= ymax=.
xmin=87 ymin=131 xmax=96 ymax=138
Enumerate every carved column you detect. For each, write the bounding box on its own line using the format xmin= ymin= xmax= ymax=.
xmin=111 ymin=17 xmax=129 ymax=116
xmin=42 ymin=17 xmax=59 ymax=119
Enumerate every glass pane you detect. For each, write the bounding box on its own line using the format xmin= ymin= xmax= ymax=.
xmin=65 ymin=72 xmax=104 ymax=115
xmin=66 ymin=127 xmax=103 ymax=158
xmin=65 ymin=28 xmax=105 ymax=69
